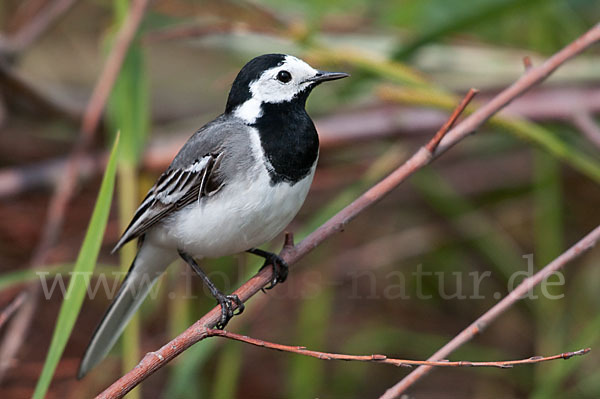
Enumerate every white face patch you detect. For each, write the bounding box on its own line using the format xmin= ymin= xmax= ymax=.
xmin=234 ymin=97 xmax=263 ymax=124
xmin=234 ymin=55 xmax=319 ymax=124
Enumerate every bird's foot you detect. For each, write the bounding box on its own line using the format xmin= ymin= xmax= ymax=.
xmin=258 ymin=253 xmax=289 ymax=290
xmin=214 ymin=293 xmax=244 ymax=329
xmin=247 ymin=248 xmax=289 ymax=291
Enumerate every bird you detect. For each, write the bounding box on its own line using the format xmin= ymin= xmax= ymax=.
xmin=78 ymin=53 xmax=349 ymax=378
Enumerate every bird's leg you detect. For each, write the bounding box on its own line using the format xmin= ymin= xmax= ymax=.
xmin=246 ymin=248 xmax=289 ymax=290
xmin=178 ymin=250 xmax=244 ymax=329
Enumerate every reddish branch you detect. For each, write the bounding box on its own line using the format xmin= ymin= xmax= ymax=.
xmin=0 ymin=291 xmax=29 ymax=372
xmin=0 ymin=291 xmax=28 ymax=330
xmin=425 ymin=89 xmax=478 ymax=152
xmin=95 ymin=23 xmax=600 ymax=399
xmin=380 ymin=223 xmax=600 ymax=398
xmin=522 ymin=55 xmax=533 ymax=71
xmin=207 ymin=329 xmax=590 ymax=369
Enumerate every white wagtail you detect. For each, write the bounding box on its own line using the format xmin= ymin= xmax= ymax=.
xmin=78 ymin=54 xmax=348 ymax=378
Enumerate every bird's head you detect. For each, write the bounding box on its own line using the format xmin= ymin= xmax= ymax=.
xmin=225 ymin=54 xmax=349 ymax=124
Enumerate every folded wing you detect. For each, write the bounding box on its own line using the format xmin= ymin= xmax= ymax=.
xmin=112 ymin=152 xmax=224 ymax=253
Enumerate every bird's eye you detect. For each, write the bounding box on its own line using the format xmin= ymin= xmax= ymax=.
xmin=277 ymin=70 xmax=292 ymax=83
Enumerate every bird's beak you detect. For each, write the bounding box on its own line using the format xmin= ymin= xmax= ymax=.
xmin=305 ymin=71 xmax=350 ymax=83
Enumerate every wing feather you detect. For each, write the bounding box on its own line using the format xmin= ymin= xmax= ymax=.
xmin=112 ymin=153 xmax=224 ymax=253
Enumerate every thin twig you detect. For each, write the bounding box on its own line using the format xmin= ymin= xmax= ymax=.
xmin=380 ymin=223 xmax=600 ymax=398
xmin=206 ymin=328 xmax=590 ymax=369
xmin=0 ymin=289 xmax=36 ymax=377
xmin=425 ymin=88 xmax=478 ymax=152
xmin=95 ymin=23 xmax=600 ymax=399
xmin=0 ymin=291 xmax=28 ymax=330
xmin=0 ymin=291 xmax=29 ymax=372
xmin=0 ymin=0 xmax=150 ymax=382
xmin=523 ymin=55 xmax=533 ymax=71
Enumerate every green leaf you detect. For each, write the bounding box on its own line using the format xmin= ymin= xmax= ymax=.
xmin=107 ymin=44 xmax=149 ymax=165
xmin=106 ymin=0 xmax=149 ymax=166
xmin=33 ymin=134 xmax=121 ymax=399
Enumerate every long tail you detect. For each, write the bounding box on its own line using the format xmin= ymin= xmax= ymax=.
xmin=77 ymin=241 xmax=175 ymax=378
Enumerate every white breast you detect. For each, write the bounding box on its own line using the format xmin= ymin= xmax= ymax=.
xmin=147 ymin=128 xmax=317 ymax=259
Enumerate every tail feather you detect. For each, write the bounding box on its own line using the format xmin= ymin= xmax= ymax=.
xmin=78 ymin=242 xmax=175 ymax=379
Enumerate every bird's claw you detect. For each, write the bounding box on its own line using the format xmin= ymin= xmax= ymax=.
xmin=259 ymin=254 xmax=289 ymax=290
xmin=215 ymin=293 xmax=244 ymax=329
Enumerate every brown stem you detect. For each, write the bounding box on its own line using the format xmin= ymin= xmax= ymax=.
xmin=523 ymin=55 xmax=533 ymax=71
xmin=0 ymin=291 xmax=28 ymax=330
xmin=425 ymin=88 xmax=478 ymax=152
xmin=207 ymin=328 xmax=590 ymax=369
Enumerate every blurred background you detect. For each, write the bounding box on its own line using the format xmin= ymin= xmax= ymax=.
xmin=0 ymin=0 xmax=599 ymax=398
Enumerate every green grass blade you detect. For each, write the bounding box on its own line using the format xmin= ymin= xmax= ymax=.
xmin=107 ymin=40 xmax=149 ymax=165
xmin=33 ymin=134 xmax=120 ymax=399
